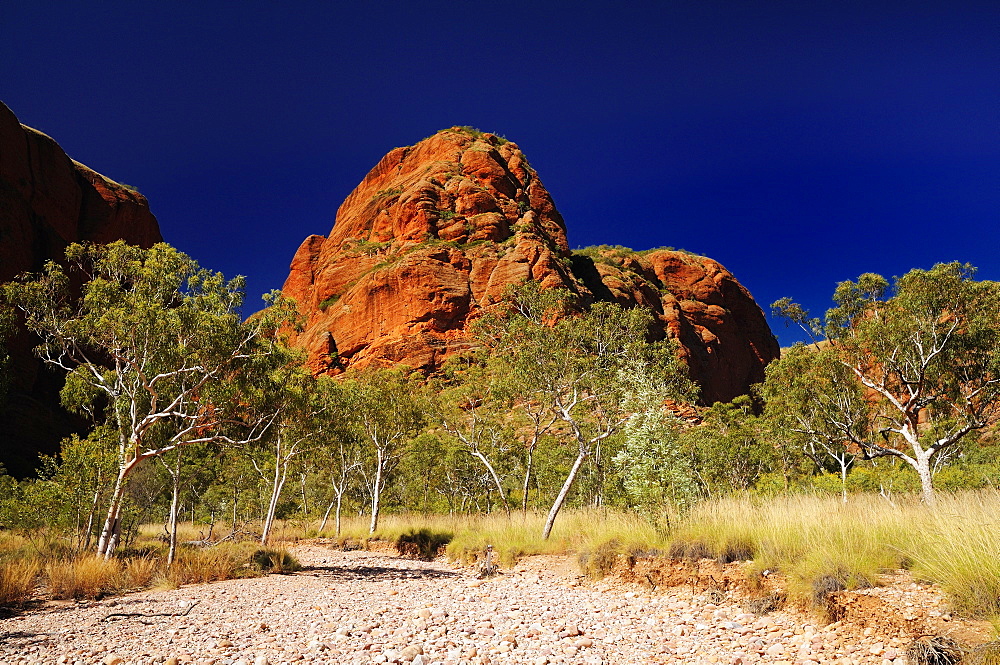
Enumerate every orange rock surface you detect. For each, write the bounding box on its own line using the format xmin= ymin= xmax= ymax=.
xmin=282 ymin=127 xmax=779 ymax=404
xmin=0 ymin=100 xmax=162 ymax=475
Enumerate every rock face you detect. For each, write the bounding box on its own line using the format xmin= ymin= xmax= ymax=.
xmin=0 ymin=100 xmax=162 ymax=475
xmin=282 ymin=127 xmax=778 ymax=404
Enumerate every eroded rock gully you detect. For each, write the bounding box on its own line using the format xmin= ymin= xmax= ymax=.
xmin=2 ymin=543 xmax=990 ymax=665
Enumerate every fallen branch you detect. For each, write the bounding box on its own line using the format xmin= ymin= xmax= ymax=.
xmin=102 ymin=600 xmax=200 ymax=622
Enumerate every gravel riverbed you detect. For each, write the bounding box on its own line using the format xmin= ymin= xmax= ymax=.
xmin=0 ymin=544 xmax=911 ymax=665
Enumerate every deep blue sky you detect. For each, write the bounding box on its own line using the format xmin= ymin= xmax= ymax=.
xmin=3 ymin=1 xmax=998 ymax=346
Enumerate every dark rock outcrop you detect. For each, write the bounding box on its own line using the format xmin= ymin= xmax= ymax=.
xmin=282 ymin=127 xmax=779 ymax=403
xmin=0 ymin=101 xmax=162 ymax=476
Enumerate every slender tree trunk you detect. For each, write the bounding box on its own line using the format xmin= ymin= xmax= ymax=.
xmin=83 ymin=485 xmax=101 ymax=551
xmin=319 ymin=501 xmax=335 ymax=533
xmin=369 ymin=450 xmax=384 ymax=534
xmin=471 ymin=450 xmax=510 ymax=515
xmin=97 ymin=462 xmax=134 ymax=558
xmin=300 ymin=472 xmax=308 ymax=516
xmin=167 ymin=473 xmax=181 ymax=565
xmin=840 ymin=459 xmax=849 ymax=505
xmin=542 ymin=449 xmax=588 ymax=540
xmin=167 ymin=451 xmax=183 ymax=565
xmin=335 ymin=491 xmax=344 ymax=537
xmin=521 ymin=445 xmax=535 ymax=515
xmin=231 ymin=481 xmax=240 ymax=534
xmin=261 ymin=458 xmax=288 ymax=545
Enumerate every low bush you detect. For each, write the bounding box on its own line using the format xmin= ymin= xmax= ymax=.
xmin=164 ymin=543 xmax=259 ymax=586
xmin=252 ymin=547 xmax=301 ymax=573
xmin=395 ymin=529 xmax=452 ymax=561
xmin=578 ymin=539 xmax=622 ymax=580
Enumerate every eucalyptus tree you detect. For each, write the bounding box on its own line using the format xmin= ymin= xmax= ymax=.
xmin=477 ymin=282 xmax=696 ymax=539
xmin=343 ymin=369 xmax=425 ymax=533
xmin=678 ymin=395 xmax=789 ymax=496
xmin=430 ymin=361 xmax=515 ymax=515
xmin=311 ymin=376 xmax=362 ymax=536
xmin=1 ymin=241 xmax=278 ymax=556
xmin=158 ymin=441 xmax=221 ymax=563
xmin=761 ymin=345 xmax=866 ymax=502
xmin=612 ymin=408 xmax=698 ymax=517
xmin=771 ymin=262 xmax=1000 ymax=505
xmin=246 ymin=363 xmax=322 ymax=545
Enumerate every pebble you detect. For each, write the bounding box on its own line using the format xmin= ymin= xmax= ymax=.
xmin=0 ymin=543 xmax=946 ymax=665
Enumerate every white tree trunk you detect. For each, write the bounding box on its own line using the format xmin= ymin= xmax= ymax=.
xmin=542 ymin=449 xmax=587 ymax=540
xmin=521 ymin=446 xmax=534 ymax=515
xmin=471 ymin=450 xmax=510 ymax=515
xmin=83 ymin=485 xmax=101 ymax=551
xmin=167 ymin=475 xmax=181 ymax=565
xmin=840 ymin=461 xmax=849 ymax=505
xmin=369 ymin=450 xmax=384 ymax=534
xmin=913 ymin=455 xmax=937 ymax=507
xmin=97 ymin=462 xmax=134 ymax=558
xmin=261 ymin=458 xmax=288 ymax=545
xmin=335 ymin=492 xmax=344 ymax=537
xmin=319 ymin=501 xmax=335 ymax=533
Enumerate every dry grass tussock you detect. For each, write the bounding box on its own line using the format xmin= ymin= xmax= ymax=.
xmin=0 ymin=529 xmax=300 ymax=604
xmin=311 ymin=509 xmax=665 ymax=568
xmin=0 ymin=559 xmax=40 ymax=606
xmin=305 ymin=491 xmax=1000 ymax=619
xmin=668 ymin=491 xmax=1000 ymax=618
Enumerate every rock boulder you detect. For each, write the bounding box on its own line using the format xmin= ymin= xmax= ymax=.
xmin=282 ymin=127 xmax=779 ymax=404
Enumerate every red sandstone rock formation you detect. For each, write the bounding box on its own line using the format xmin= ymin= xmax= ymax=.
xmin=282 ymin=127 xmax=779 ymax=404
xmin=0 ymin=100 xmax=162 ymax=475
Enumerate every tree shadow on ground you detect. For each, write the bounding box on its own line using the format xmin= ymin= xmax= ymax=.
xmin=300 ymin=563 xmax=460 ymax=581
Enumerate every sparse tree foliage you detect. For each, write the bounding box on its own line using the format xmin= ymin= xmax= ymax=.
xmin=475 ymin=282 xmax=696 ymax=538
xmin=771 ymin=262 xmax=1000 ymax=504
xmin=1 ymin=242 xmax=278 ymax=556
xmin=343 ymin=369 xmax=424 ymax=533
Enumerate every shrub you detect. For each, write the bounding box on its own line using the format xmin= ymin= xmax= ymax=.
xmin=395 ymin=529 xmax=452 ymax=561
xmin=578 ymin=539 xmax=622 ymax=580
xmin=252 ymin=547 xmax=301 ymax=573
xmin=117 ymin=557 xmax=159 ymax=591
xmin=745 ymin=592 xmax=786 ymax=615
xmin=164 ymin=543 xmax=258 ymax=586
xmin=905 ymin=636 xmax=963 ymax=665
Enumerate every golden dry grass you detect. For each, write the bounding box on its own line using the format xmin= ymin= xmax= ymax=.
xmin=45 ymin=556 xmax=120 ymax=600
xmin=0 ymin=559 xmax=40 ymax=606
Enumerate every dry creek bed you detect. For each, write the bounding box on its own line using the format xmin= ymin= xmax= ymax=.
xmin=0 ymin=541 xmax=990 ymax=665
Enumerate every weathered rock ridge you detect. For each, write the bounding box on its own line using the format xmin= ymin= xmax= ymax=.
xmin=282 ymin=127 xmax=778 ymax=403
xmin=0 ymin=100 xmax=162 ymax=475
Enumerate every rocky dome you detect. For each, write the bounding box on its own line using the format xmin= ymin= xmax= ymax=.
xmin=282 ymin=127 xmax=779 ymax=403
xmin=0 ymin=100 xmax=162 ymax=475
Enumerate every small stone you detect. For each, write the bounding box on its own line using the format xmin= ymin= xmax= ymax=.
xmin=103 ymin=657 xmax=124 ymax=665
xmin=253 ymin=657 xmax=269 ymax=665
xmin=399 ymin=645 xmax=424 ymax=661
xmin=165 ymin=659 xmax=179 ymax=665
